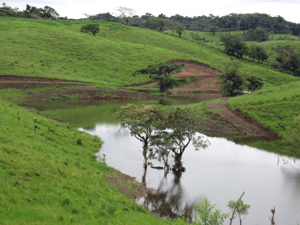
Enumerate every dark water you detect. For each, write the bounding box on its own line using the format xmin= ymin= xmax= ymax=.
xmin=22 ymin=95 xmax=300 ymax=224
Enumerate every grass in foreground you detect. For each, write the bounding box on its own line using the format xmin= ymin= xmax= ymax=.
xmin=0 ymin=99 xmax=174 ymax=224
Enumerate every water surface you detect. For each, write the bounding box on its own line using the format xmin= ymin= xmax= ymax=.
xmin=23 ymin=96 xmax=300 ymax=224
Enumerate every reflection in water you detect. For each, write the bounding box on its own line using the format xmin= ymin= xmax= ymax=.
xmin=20 ymin=97 xmax=300 ymax=224
xmin=142 ymin=169 xmax=195 ymax=222
xmin=158 ymin=98 xmax=173 ymax=106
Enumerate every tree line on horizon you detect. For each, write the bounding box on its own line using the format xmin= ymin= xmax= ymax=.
xmin=89 ymin=10 xmax=300 ymax=36
xmin=1 ymin=3 xmax=300 ymax=36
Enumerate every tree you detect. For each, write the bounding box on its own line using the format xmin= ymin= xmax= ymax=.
xmin=113 ymin=7 xmax=135 ymax=25
xmin=246 ymin=75 xmax=264 ymax=92
xmin=143 ymin=18 xmax=165 ymax=32
xmin=132 ymin=63 xmax=185 ymax=96
xmin=272 ymin=45 xmax=300 ymax=75
xmin=157 ymin=19 xmax=165 ymax=32
xmin=165 ymin=20 xmax=181 ymax=36
xmin=151 ymin=107 xmax=209 ymax=171
xmin=220 ymin=33 xmax=249 ymax=58
xmin=244 ymin=27 xmax=269 ymax=42
xmin=217 ymin=62 xmax=245 ymax=97
xmin=115 ymin=105 xmax=208 ymax=171
xmin=208 ymin=26 xmax=219 ymax=35
xmin=248 ymin=45 xmax=268 ymax=63
xmin=80 ymin=24 xmax=100 ymax=36
xmin=40 ymin=6 xmax=60 ymax=19
xmin=176 ymin=25 xmax=185 ymax=38
xmin=228 ymin=200 xmax=250 ymax=225
xmin=195 ymin=198 xmax=229 ymax=225
xmin=114 ymin=104 xmax=162 ymax=168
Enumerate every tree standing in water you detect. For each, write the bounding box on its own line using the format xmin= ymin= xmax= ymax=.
xmin=115 ymin=104 xmax=163 ymax=168
xmin=116 ymin=104 xmax=209 ymax=171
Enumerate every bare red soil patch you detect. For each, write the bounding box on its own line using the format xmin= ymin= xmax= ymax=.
xmin=168 ymin=60 xmax=221 ymax=90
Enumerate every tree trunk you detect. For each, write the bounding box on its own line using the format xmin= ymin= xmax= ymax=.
xmin=174 ymin=154 xmax=183 ymax=171
xmin=143 ymin=142 xmax=148 ymax=168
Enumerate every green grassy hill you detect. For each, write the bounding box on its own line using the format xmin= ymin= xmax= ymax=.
xmin=0 ymin=17 xmax=297 ymax=88
xmin=1 ymin=17 xmax=300 ymax=224
xmin=0 ymin=98 xmax=175 ymax=224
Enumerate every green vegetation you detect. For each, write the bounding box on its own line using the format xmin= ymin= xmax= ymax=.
xmin=115 ymin=104 xmax=209 ymax=171
xmin=244 ymin=27 xmax=270 ymax=42
xmin=220 ymin=33 xmax=249 ymax=58
xmin=228 ymin=200 xmax=250 ymax=225
xmin=228 ymin=82 xmax=300 ymax=156
xmin=195 ymin=198 xmax=230 ymax=225
xmin=0 ymin=98 xmax=174 ymax=224
xmin=0 ymin=17 xmax=297 ymax=88
xmin=133 ymin=63 xmax=185 ymax=95
xmin=1 ymin=13 xmax=300 ymax=223
xmin=80 ymin=24 xmax=100 ymax=36
xmin=217 ymin=63 xmax=246 ymax=97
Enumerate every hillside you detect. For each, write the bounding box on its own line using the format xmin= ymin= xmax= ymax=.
xmin=0 ymin=17 xmax=298 ymax=89
xmin=1 ymin=16 xmax=300 ymax=224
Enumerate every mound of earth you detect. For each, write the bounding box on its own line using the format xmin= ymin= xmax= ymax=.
xmin=168 ymin=60 xmax=221 ymax=90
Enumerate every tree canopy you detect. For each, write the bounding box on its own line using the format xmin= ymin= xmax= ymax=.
xmin=244 ymin=27 xmax=269 ymax=42
xmin=220 ymin=33 xmax=249 ymax=58
xmin=248 ymin=45 xmax=268 ymax=63
xmin=246 ymin=75 xmax=264 ymax=92
xmin=80 ymin=24 xmax=100 ymax=36
xmin=217 ymin=62 xmax=245 ymax=97
xmin=132 ymin=63 xmax=185 ymax=96
xmin=115 ymin=105 xmax=208 ymax=171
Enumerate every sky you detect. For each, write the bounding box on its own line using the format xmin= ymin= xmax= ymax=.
xmin=5 ymin=0 xmax=300 ymax=23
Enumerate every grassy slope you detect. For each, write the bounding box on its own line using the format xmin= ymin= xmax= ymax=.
xmin=0 ymin=98 xmax=174 ymax=224
xmin=228 ymin=82 xmax=300 ymax=157
xmin=1 ymin=17 xmax=300 ymax=223
xmin=0 ymin=17 xmax=297 ymax=88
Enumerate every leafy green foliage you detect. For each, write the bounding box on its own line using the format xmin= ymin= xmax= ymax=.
xmin=133 ymin=63 xmax=185 ymax=95
xmin=151 ymin=107 xmax=209 ymax=171
xmin=218 ymin=62 xmax=245 ymax=97
xmin=115 ymin=104 xmax=209 ymax=171
xmin=248 ymin=45 xmax=268 ymax=63
xmin=244 ymin=27 xmax=269 ymax=42
xmin=271 ymin=45 xmax=300 ymax=75
xmin=246 ymin=75 xmax=264 ymax=92
xmin=220 ymin=33 xmax=249 ymax=58
xmin=176 ymin=25 xmax=185 ymax=38
xmin=80 ymin=24 xmax=100 ymax=36
xmin=208 ymin=26 xmax=219 ymax=35
xmin=115 ymin=104 xmax=162 ymax=166
xmin=228 ymin=200 xmax=250 ymax=225
xmin=143 ymin=18 xmax=165 ymax=32
xmin=195 ymin=198 xmax=230 ymax=225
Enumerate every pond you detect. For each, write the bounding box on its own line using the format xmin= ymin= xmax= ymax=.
xmin=22 ymin=95 xmax=300 ymax=224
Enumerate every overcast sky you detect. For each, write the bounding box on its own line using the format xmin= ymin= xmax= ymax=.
xmin=6 ymin=0 xmax=300 ymax=23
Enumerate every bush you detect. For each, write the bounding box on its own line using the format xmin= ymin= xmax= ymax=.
xmin=76 ymin=138 xmax=82 ymax=145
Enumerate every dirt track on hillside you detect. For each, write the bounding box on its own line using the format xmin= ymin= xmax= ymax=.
xmin=207 ymin=98 xmax=276 ymax=140
xmin=0 ymin=76 xmax=86 ymax=89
